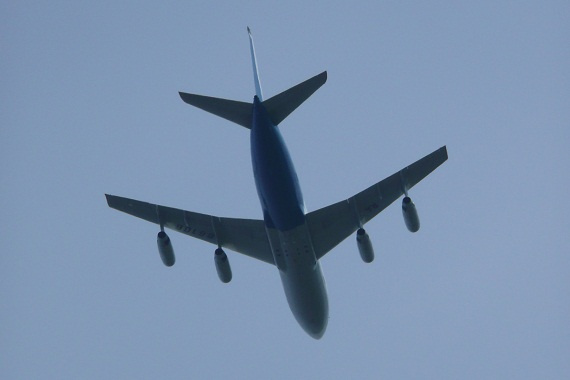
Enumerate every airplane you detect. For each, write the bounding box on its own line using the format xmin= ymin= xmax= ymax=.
xmin=105 ymin=27 xmax=448 ymax=339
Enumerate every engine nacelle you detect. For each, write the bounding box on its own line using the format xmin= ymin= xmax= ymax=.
xmin=402 ymin=196 xmax=420 ymax=233
xmin=356 ymin=228 xmax=375 ymax=263
xmin=157 ymin=231 xmax=176 ymax=267
xmin=214 ymin=248 xmax=232 ymax=283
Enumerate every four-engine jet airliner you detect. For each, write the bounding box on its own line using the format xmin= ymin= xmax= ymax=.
xmin=105 ymin=28 xmax=448 ymax=339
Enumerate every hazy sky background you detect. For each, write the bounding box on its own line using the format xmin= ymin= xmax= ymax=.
xmin=2 ymin=1 xmax=569 ymax=379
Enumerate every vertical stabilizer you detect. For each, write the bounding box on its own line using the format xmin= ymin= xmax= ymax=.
xmin=247 ymin=27 xmax=264 ymax=101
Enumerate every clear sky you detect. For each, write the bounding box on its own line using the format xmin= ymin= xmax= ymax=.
xmin=2 ymin=1 xmax=569 ymax=379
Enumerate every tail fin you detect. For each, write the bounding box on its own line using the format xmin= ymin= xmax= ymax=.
xmin=247 ymin=27 xmax=327 ymax=125
xmin=247 ymin=27 xmax=263 ymax=100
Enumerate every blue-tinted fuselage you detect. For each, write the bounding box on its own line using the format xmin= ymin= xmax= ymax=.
xmin=250 ymin=96 xmax=328 ymax=338
xmin=251 ymin=96 xmax=305 ymax=231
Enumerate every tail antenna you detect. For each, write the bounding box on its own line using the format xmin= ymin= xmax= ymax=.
xmin=247 ymin=27 xmax=264 ymax=101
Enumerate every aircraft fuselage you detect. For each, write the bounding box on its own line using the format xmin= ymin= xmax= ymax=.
xmin=105 ymin=29 xmax=448 ymax=340
xmin=250 ymin=96 xmax=328 ymax=338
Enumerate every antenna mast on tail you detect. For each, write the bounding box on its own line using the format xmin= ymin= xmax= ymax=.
xmin=247 ymin=27 xmax=264 ymax=101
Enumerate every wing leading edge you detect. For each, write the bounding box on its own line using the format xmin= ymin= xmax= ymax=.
xmin=306 ymin=146 xmax=448 ymax=259
xmin=105 ymin=194 xmax=275 ymax=265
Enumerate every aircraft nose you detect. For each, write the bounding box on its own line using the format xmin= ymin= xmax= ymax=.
xmin=303 ymin=315 xmax=328 ymax=340
xmin=298 ymin=295 xmax=329 ymax=339
xmin=282 ymin=261 xmax=329 ymax=339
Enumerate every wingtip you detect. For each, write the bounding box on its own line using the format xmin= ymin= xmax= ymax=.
xmin=247 ymin=26 xmax=251 ymax=34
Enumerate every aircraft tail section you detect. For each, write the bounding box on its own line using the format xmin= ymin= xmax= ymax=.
xmin=247 ymin=27 xmax=327 ymax=125
xmin=178 ymin=28 xmax=327 ymax=129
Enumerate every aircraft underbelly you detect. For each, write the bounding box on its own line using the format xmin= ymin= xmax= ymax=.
xmin=251 ymin=97 xmax=305 ymax=231
xmin=266 ymin=223 xmax=329 ymax=339
xmin=251 ymin=97 xmax=328 ymax=337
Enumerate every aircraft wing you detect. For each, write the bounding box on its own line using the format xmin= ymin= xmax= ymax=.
xmin=105 ymin=194 xmax=275 ymax=265
xmin=306 ymin=146 xmax=448 ymax=260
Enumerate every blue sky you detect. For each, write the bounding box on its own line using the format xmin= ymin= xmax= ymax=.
xmin=2 ymin=1 xmax=569 ymax=379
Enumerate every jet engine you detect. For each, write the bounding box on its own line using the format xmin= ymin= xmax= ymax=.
xmin=356 ymin=228 xmax=374 ymax=263
xmin=157 ymin=231 xmax=176 ymax=267
xmin=402 ymin=196 xmax=420 ymax=233
xmin=214 ymin=248 xmax=232 ymax=283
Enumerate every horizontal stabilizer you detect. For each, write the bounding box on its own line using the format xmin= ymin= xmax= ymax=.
xmin=178 ymin=71 xmax=327 ymax=129
xmin=263 ymin=71 xmax=327 ymax=126
xmin=178 ymin=92 xmax=253 ymax=129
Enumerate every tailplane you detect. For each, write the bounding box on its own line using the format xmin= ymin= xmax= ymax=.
xmin=178 ymin=93 xmax=252 ymax=129
xmin=262 ymin=71 xmax=327 ymax=126
xmin=178 ymin=28 xmax=327 ymax=129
